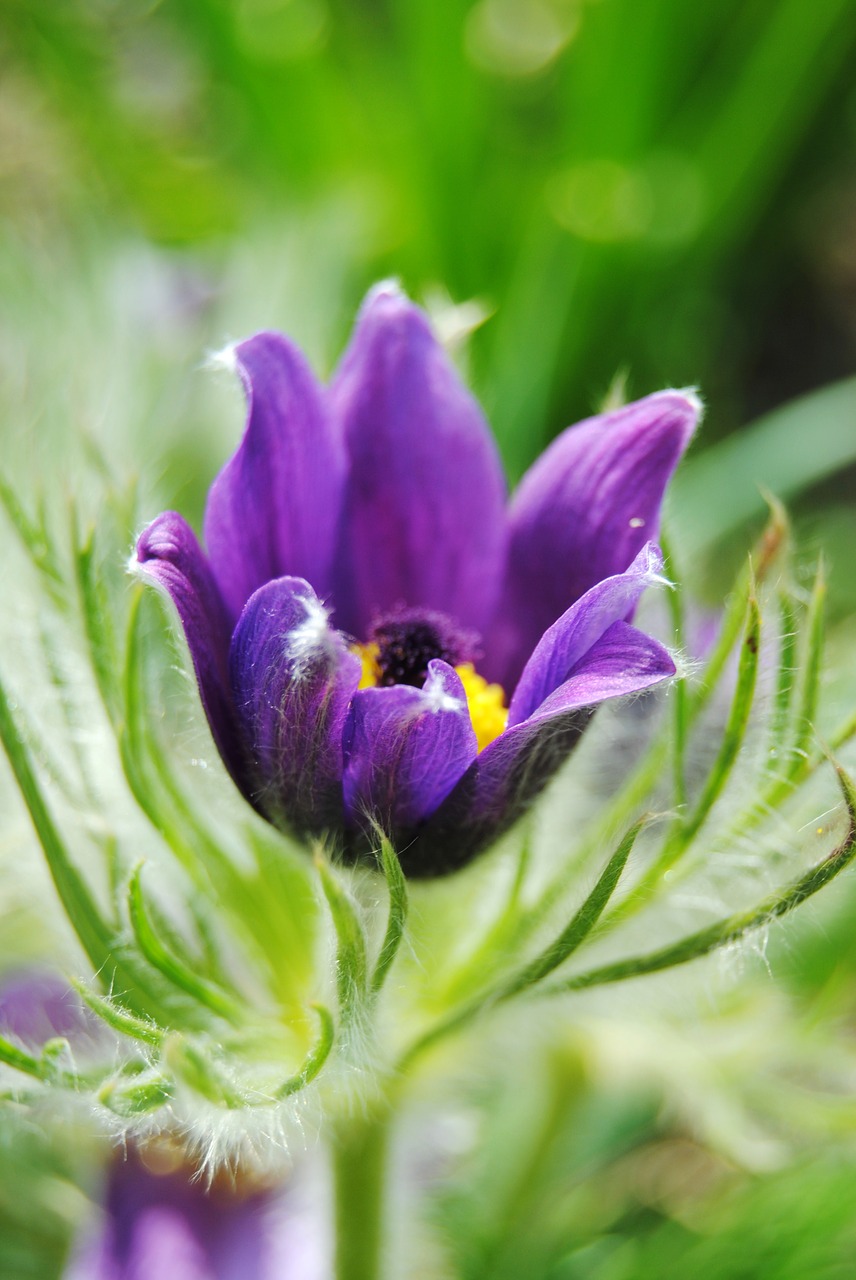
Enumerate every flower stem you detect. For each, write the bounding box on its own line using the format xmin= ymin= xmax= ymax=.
xmin=333 ymin=1103 xmax=391 ymax=1280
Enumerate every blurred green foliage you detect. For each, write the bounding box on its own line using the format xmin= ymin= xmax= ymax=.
xmin=4 ymin=0 xmax=856 ymax=476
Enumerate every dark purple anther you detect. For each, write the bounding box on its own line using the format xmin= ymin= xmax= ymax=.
xmin=369 ymin=606 xmax=480 ymax=688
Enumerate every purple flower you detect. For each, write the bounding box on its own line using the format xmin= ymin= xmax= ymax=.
xmin=64 ymin=1147 xmax=302 ymax=1280
xmin=0 ymin=971 xmax=326 ymax=1280
xmin=134 ymin=285 xmax=698 ymax=876
xmin=0 ymin=969 xmax=93 ymax=1047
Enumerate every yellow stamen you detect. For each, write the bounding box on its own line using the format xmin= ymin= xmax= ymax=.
xmin=351 ymin=645 xmax=508 ymax=752
xmin=455 ymin=663 xmax=508 ymax=752
xmin=357 ymin=642 xmax=380 ymax=689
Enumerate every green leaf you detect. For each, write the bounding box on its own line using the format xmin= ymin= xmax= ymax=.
xmin=98 ymin=1072 xmax=173 ymax=1118
xmin=731 ymin=564 xmax=827 ymax=843
xmin=127 ymin=866 xmax=243 ymax=1025
xmin=72 ymin=981 xmax=165 ymax=1048
xmin=316 ymin=853 xmax=369 ymax=1024
xmin=0 ymin=477 xmax=64 ymax=591
xmin=73 ymin=519 xmax=121 ymax=726
xmin=0 ymin=667 xmax=117 ymax=978
xmin=164 ymin=1036 xmax=244 ymax=1109
xmin=500 ymin=819 xmax=645 ymax=998
xmin=399 ymin=822 xmax=644 ymax=1070
xmin=545 ymin=762 xmax=856 ymax=995
xmin=118 ymin=591 xmax=223 ymax=886
xmin=764 ymin=588 xmax=800 ymax=774
xmin=371 ymin=834 xmax=409 ymax=995
xmin=682 ymin=590 xmax=762 ymax=843
xmin=602 ymin=590 xmax=761 ymax=931
xmin=0 ymin=1034 xmax=46 ymax=1082
xmin=275 ymin=1004 xmax=335 ymax=1099
xmin=661 ymin=531 xmax=689 ymax=810
xmin=787 ymin=562 xmax=825 ymax=782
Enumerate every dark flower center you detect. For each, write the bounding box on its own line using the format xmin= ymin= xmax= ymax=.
xmin=369 ymin=607 xmax=480 ymax=688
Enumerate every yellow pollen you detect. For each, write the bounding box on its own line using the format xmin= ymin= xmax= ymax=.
xmin=356 ymin=642 xmax=380 ymax=689
xmin=455 ymin=663 xmax=508 ymax=751
xmin=351 ymin=645 xmax=508 ymax=751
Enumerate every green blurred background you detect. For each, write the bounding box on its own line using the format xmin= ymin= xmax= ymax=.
xmin=5 ymin=0 xmax=856 ymax=465
xmin=3 ymin=1 xmax=856 ymax=1277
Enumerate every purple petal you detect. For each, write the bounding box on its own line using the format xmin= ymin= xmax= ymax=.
xmin=134 ymin=513 xmax=246 ymax=788
xmin=407 ymin=608 xmax=675 ymax=879
xmin=522 ymin=620 xmax=676 ymax=718
xmin=203 ymin=333 xmax=346 ymax=619
xmin=330 ymin=284 xmax=507 ymax=639
xmin=123 ymin=1208 xmax=210 ymax=1280
xmin=65 ymin=1148 xmax=276 ymax=1280
xmin=508 ymin=543 xmax=668 ymax=725
xmin=229 ymin=577 xmax=360 ymax=836
xmin=488 ymin=389 xmax=699 ymax=688
xmin=0 ymin=970 xmax=87 ymax=1046
xmin=343 ymin=661 xmax=477 ymax=833
xmin=403 ymin=711 xmax=591 ymax=877
xmin=0 ymin=970 xmax=105 ymax=1065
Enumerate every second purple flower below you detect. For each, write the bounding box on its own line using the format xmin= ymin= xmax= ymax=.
xmin=134 ymin=284 xmax=699 ymax=875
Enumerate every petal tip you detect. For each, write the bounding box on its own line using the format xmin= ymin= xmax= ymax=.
xmin=643 ymin=549 xmax=673 ymax=591
xmin=284 ymin=591 xmax=339 ymax=674
xmin=363 ymin=277 xmax=407 ymax=309
xmin=205 ymin=341 xmax=239 ymax=375
xmin=670 ymin=648 xmax=693 ymax=681
xmin=655 ymin=385 xmax=704 ymax=433
xmin=631 ymin=541 xmax=670 ymax=586
xmin=127 ymin=545 xmax=146 ymax=580
xmin=132 ymin=512 xmax=172 ymax=573
xmin=356 ymin=279 xmax=431 ymax=337
xmin=133 ymin=510 xmax=187 ymax=564
xmin=424 ymin=660 xmax=468 ymax=714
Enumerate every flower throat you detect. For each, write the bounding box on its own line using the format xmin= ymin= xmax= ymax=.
xmin=369 ymin=608 xmax=476 ymax=688
xmin=355 ymin=607 xmax=508 ymax=751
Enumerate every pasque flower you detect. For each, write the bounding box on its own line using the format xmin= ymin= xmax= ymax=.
xmin=65 ymin=1146 xmax=293 ymax=1280
xmin=135 ymin=285 xmax=698 ymax=876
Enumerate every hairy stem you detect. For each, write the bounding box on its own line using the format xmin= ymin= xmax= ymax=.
xmin=333 ymin=1103 xmax=392 ymax=1280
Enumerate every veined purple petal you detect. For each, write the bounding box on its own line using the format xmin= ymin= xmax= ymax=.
xmin=204 ymin=333 xmax=346 ymax=620
xmin=343 ymin=660 xmax=477 ymax=833
xmin=403 ymin=711 xmax=591 ymax=878
xmin=527 ymin=620 xmax=675 ymax=716
xmin=229 ymin=577 xmax=360 ymax=836
xmin=134 ymin=513 xmax=246 ymax=788
xmin=408 ymin=611 xmax=675 ymax=878
xmin=330 ymin=284 xmax=507 ymax=639
xmin=508 ymin=543 xmax=668 ymax=725
xmin=488 ymin=389 xmax=699 ymax=689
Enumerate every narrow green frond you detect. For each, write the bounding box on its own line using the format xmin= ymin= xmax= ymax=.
xmin=98 ymin=1072 xmax=174 ymax=1118
xmin=316 ymin=852 xmax=369 ymax=1024
xmin=72 ymin=981 xmax=165 ymax=1048
xmin=127 ymin=866 xmax=243 ymax=1026
xmin=371 ymin=834 xmax=409 ymax=995
xmin=0 ymin=667 xmax=118 ymax=977
xmin=0 ymin=477 xmax=65 ymax=591
xmin=545 ymin=763 xmax=856 ymax=996
xmin=275 ymin=1004 xmax=335 ymax=1099
xmin=0 ymin=1034 xmax=47 ymax=1082
xmin=500 ymin=819 xmax=645 ymax=998
xmin=73 ymin=520 xmax=121 ymax=726
xmin=608 ymin=593 xmax=761 ymax=925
